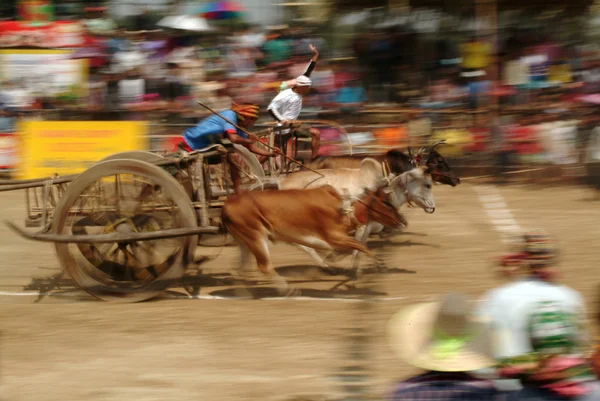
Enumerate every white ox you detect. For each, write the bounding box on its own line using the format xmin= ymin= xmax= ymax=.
xmin=279 ymin=158 xmax=435 ymax=271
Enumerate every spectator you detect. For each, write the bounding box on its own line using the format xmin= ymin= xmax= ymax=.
xmin=226 ymin=45 xmax=258 ymax=78
xmin=496 ymin=301 xmax=599 ymax=400
xmin=105 ymin=29 xmax=127 ymax=58
xmin=261 ymin=32 xmax=292 ymax=65
xmin=460 ymin=35 xmax=492 ymax=79
xmin=203 ymin=83 xmax=232 ymax=111
xmin=335 ymin=77 xmax=367 ymax=113
xmin=465 ymin=74 xmax=492 ymax=109
xmin=162 ymin=62 xmax=186 ymax=102
xmin=0 ymin=102 xmax=16 ymax=133
xmin=0 ymin=79 xmax=34 ymax=112
xmin=118 ymin=68 xmax=146 ymax=107
xmin=475 ymin=230 xmax=593 ymax=394
xmin=311 ymin=61 xmax=336 ymax=106
xmin=500 ymin=314 xmax=600 ymax=401
xmin=387 ymin=292 xmax=505 ymax=401
xmin=87 ymin=69 xmax=107 ymax=110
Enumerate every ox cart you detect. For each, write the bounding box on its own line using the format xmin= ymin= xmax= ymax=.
xmin=0 ymin=121 xmax=353 ymax=303
xmin=0 ymin=142 xmax=277 ymax=302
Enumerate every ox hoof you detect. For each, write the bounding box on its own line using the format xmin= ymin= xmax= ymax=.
xmin=319 ymin=266 xmax=339 ymax=276
xmin=349 ymin=269 xmax=361 ymax=281
xmin=281 ymin=287 xmax=300 ymax=297
xmin=376 ymin=264 xmax=389 ymax=274
xmin=325 ymin=252 xmax=348 ymax=263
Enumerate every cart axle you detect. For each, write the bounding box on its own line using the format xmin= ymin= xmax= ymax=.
xmin=5 ymin=221 xmax=219 ymax=244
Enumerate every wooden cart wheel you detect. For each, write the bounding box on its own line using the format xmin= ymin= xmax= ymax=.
xmin=53 ymin=159 xmax=198 ymax=303
xmin=98 ymin=150 xmax=194 ymax=199
xmin=96 ymin=151 xmax=165 ymax=164
xmin=232 ymin=144 xmax=280 ymax=191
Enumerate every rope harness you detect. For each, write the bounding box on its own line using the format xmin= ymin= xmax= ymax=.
xmin=340 ymin=187 xmax=404 ymax=229
xmin=381 ymin=171 xmax=413 ymax=210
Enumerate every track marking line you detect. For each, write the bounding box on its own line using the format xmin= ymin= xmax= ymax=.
xmin=474 ymin=185 xmax=522 ymax=243
xmin=0 ymin=290 xmax=407 ymax=303
xmin=482 ymin=202 xmax=508 ymax=209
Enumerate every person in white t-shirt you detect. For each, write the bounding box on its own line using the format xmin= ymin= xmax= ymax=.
xmin=267 ymin=45 xmax=321 ymax=160
xmin=473 ymin=230 xmax=592 ymax=394
xmin=477 ymin=230 xmax=590 ymax=358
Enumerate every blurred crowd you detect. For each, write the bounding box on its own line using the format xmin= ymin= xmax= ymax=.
xmin=3 ymin=13 xmax=600 ymax=164
xmin=4 ymin=21 xmax=600 ymax=116
xmin=0 ymin=25 xmax=361 ymax=118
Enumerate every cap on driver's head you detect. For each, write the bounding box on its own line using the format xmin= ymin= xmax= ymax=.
xmin=295 ymin=76 xmax=312 ymax=87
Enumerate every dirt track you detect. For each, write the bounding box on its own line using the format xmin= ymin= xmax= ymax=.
xmin=1 ymin=183 xmax=599 ymax=401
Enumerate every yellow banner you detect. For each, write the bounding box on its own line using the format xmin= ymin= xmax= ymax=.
xmin=17 ymin=121 xmax=148 ymax=179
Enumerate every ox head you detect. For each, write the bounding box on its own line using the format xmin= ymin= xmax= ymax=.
xmin=409 ymin=140 xmax=460 ymax=187
xmin=382 ymin=166 xmax=436 ymax=214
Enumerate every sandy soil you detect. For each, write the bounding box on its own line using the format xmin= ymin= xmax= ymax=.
xmin=0 ymin=183 xmax=599 ymax=401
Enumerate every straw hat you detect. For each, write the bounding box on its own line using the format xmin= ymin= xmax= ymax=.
xmin=387 ymin=293 xmax=496 ymax=372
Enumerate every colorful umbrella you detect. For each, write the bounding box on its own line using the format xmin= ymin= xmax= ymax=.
xmin=196 ymin=1 xmax=245 ymax=20
xmin=157 ymin=15 xmax=212 ymax=32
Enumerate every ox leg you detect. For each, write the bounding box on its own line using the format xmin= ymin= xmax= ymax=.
xmin=252 ymin=235 xmax=299 ymax=297
xmin=235 ymin=243 xmax=252 ymax=276
xmin=326 ymin=232 xmax=384 ymax=283
xmin=352 ymin=223 xmax=388 ymax=275
xmin=350 ymin=224 xmax=372 ymax=278
xmin=294 ymin=244 xmax=338 ymax=273
xmin=232 ymin=243 xmax=255 ymax=298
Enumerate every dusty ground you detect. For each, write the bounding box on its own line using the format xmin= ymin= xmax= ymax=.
xmin=0 ymin=182 xmax=599 ymax=401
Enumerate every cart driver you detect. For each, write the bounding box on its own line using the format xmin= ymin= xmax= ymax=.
xmin=267 ymin=44 xmax=321 ymax=160
xmin=171 ymin=102 xmax=280 ymax=194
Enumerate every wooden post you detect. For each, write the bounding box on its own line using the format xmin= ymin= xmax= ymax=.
xmin=475 ymin=0 xmax=498 ymax=82
xmin=475 ymin=0 xmax=499 ymax=121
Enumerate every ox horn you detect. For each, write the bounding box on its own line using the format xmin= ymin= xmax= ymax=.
xmin=414 ymin=146 xmax=428 ymax=166
xmin=429 ymin=139 xmax=447 ymax=152
xmin=407 ymin=146 xmax=416 ymax=161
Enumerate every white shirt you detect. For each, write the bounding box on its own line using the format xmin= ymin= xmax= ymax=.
xmin=475 ymin=278 xmax=588 ymax=360
xmin=503 ymin=59 xmax=529 ymax=86
xmin=118 ymin=78 xmax=145 ymax=105
xmin=267 ymin=88 xmax=303 ymax=134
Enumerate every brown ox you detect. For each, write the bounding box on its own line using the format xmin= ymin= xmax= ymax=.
xmin=221 ymin=184 xmax=405 ymax=296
